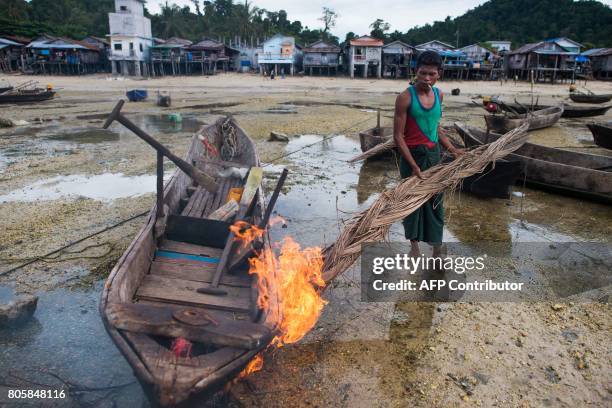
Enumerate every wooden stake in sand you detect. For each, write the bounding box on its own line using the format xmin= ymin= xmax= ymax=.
xmin=323 ymin=123 xmax=529 ymax=282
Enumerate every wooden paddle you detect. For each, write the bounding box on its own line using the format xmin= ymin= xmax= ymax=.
xmin=197 ymin=167 xmax=263 ymax=296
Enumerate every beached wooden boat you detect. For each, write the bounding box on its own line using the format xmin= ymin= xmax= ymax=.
xmin=100 ymin=116 xmax=280 ymax=406
xmin=359 ymin=126 xmax=392 ymax=154
xmin=0 ymin=86 xmax=13 ymax=94
xmin=484 ymin=105 xmax=563 ymax=133
xmin=587 ymin=122 xmax=612 ymax=150
xmin=455 ymin=122 xmax=612 ymax=203
xmin=0 ymin=89 xmax=55 ymax=104
xmin=499 ymin=102 xmax=611 ymax=118
xmin=569 ymin=92 xmax=612 ymax=104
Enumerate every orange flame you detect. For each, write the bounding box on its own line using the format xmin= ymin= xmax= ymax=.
xmin=231 ymin=218 xmax=327 ymax=379
xmin=238 ymin=353 xmax=264 ymax=379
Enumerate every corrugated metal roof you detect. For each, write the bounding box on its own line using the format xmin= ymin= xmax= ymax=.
xmin=27 ymin=41 xmax=88 ymax=50
xmin=509 ymin=42 xmax=544 ymax=55
xmin=0 ymin=38 xmax=23 ymax=46
xmin=581 ymin=48 xmax=605 ymax=56
xmin=304 ymin=40 xmax=340 ymax=53
xmin=350 ymin=36 xmax=383 ymax=46
xmin=589 ymin=48 xmax=612 ymax=57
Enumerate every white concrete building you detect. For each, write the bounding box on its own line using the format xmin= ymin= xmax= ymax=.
xmin=108 ymin=0 xmax=153 ymax=76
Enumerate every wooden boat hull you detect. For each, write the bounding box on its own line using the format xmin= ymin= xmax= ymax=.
xmin=587 ymin=123 xmax=612 ymax=150
xmin=0 ymin=90 xmax=55 ymax=104
xmin=500 ymin=103 xmax=611 ymax=118
xmin=484 ymin=105 xmax=563 ymax=133
xmin=569 ymin=93 xmax=612 ymax=104
xmin=0 ymin=86 xmax=13 ymax=94
xmin=359 ymin=126 xmax=393 ymax=155
xmin=100 ymin=116 xmax=280 ymax=406
xmin=455 ymin=122 xmax=612 ymax=203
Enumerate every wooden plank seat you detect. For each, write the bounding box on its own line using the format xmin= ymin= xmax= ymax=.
xmin=158 ymin=240 xmax=223 ymax=258
xmin=135 ymin=275 xmax=251 ymax=313
xmin=150 ymin=257 xmax=251 ymax=288
xmin=106 ymin=302 xmax=271 ymax=349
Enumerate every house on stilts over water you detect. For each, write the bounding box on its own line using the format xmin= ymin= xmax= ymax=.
xmin=108 ymin=0 xmax=153 ymax=76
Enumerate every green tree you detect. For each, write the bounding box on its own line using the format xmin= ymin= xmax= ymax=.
xmin=319 ymin=7 xmax=338 ymax=33
xmin=369 ymin=18 xmax=390 ymax=40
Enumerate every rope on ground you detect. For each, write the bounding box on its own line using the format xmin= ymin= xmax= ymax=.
xmin=0 ymin=210 xmax=149 ymax=277
xmin=321 ymin=124 xmax=530 ymax=283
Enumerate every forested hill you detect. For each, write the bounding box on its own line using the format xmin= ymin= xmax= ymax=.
xmin=389 ymin=0 xmax=612 ymax=49
xmin=0 ymin=0 xmax=611 ymax=49
xmin=0 ymin=0 xmax=338 ymax=46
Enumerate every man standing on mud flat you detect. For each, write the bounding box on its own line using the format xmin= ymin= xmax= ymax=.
xmin=393 ymin=50 xmax=463 ymax=259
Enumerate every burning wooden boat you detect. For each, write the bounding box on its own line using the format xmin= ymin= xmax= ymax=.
xmin=455 ymin=122 xmax=612 ymax=203
xmin=0 ymin=88 xmax=55 ymax=104
xmin=100 ymin=104 xmax=281 ymax=406
xmin=484 ymin=105 xmax=564 ymax=133
xmin=569 ymin=91 xmax=612 ymax=104
xmin=587 ymin=122 xmax=612 ymax=150
xmin=498 ymin=102 xmax=611 ymax=118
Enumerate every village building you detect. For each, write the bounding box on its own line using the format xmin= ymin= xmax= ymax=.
xmin=348 ymin=35 xmax=383 ymax=79
xmin=108 ymin=0 xmax=153 ymax=76
xmin=0 ymin=37 xmax=24 ymax=73
xmin=382 ymin=40 xmax=416 ymax=78
xmin=186 ymin=38 xmax=239 ymax=75
xmin=546 ymin=37 xmax=583 ymax=54
xmin=150 ymin=37 xmax=192 ymax=76
xmin=415 ymin=40 xmax=455 ymax=52
xmin=257 ymin=34 xmax=302 ymax=76
xmin=588 ymin=48 xmax=612 ymax=79
xmin=508 ymin=40 xmax=578 ymax=82
xmin=25 ymin=35 xmax=103 ymax=74
xmin=82 ymin=36 xmax=111 ymax=71
xmin=303 ymin=40 xmax=341 ymax=76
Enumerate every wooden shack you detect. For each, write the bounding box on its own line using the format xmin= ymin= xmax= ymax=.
xmin=151 ymin=37 xmax=192 ymax=76
xmin=382 ymin=40 xmax=416 ymax=78
xmin=257 ymin=34 xmax=301 ymax=76
xmin=589 ymin=48 xmax=612 ymax=80
xmin=348 ymin=35 xmax=383 ymax=79
xmin=303 ymin=40 xmax=341 ymax=76
xmin=186 ymin=38 xmax=239 ymax=75
xmin=0 ymin=37 xmax=24 ymax=73
xmin=508 ymin=40 xmax=578 ymax=82
xmin=415 ymin=40 xmax=455 ymax=53
xmin=26 ymin=35 xmax=103 ymax=74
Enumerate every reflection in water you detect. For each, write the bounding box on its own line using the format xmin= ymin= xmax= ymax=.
xmin=356 ymin=156 xmax=399 ymax=204
xmin=0 ymin=172 xmax=170 ymax=202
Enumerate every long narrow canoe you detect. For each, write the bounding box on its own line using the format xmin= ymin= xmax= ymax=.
xmin=485 ymin=105 xmax=564 ymax=133
xmin=499 ymin=102 xmax=611 ymax=118
xmin=455 ymin=122 xmax=612 ymax=203
xmin=100 ymin=116 xmax=280 ymax=406
xmin=569 ymin=92 xmax=612 ymax=104
xmin=587 ymin=122 xmax=612 ymax=150
xmin=0 ymin=90 xmax=55 ymax=104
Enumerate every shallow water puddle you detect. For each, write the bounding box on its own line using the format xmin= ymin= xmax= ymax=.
xmin=0 ymin=173 xmax=164 ymax=202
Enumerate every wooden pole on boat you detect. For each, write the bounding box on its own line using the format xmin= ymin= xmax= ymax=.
xmin=156 ymin=151 xmax=164 ymax=218
xmin=103 ymin=100 xmax=218 ymax=192
xmin=228 ymin=168 xmax=289 ymax=272
xmin=197 ymin=167 xmax=263 ymax=296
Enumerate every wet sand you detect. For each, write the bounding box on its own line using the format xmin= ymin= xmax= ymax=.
xmin=0 ymin=73 xmax=610 ymax=407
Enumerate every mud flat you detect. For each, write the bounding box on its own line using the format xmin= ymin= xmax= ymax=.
xmin=0 ymin=73 xmax=610 ymax=407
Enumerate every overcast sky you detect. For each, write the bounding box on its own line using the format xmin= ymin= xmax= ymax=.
xmin=147 ymin=1 xmax=612 ymax=39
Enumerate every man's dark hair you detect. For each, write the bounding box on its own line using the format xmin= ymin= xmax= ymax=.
xmin=416 ymin=51 xmax=443 ymax=69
